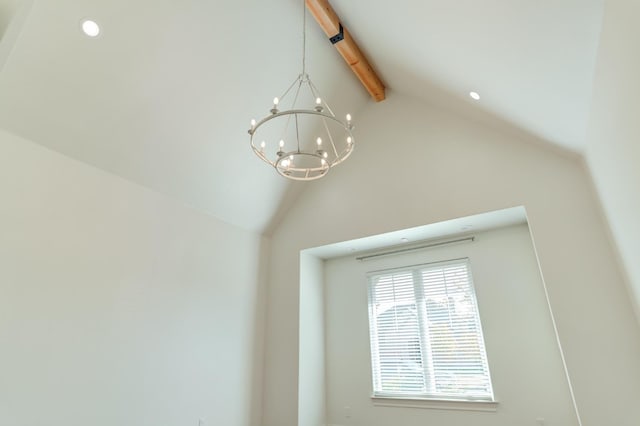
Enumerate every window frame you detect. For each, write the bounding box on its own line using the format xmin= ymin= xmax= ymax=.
xmin=366 ymin=257 xmax=495 ymax=405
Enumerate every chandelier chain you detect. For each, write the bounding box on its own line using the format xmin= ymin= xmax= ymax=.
xmin=302 ymin=0 xmax=307 ymax=76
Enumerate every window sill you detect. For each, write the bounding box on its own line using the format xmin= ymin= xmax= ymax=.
xmin=371 ymin=396 xmax=498 ymax=412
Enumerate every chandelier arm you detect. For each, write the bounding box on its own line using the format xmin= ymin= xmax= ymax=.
xmin=251 ymin=132 xmax=275 ymax=166
xmin=307 ymin=80 xmax=325 ymax=111
xmin=291 ymin=78 xmax=304 ymax=109
xmin=279 ymin=75 xmax=302 ymax=104
xmin=250 ymin=143 xmax=276 ymax=167
xmin=321 ymin=116 xmax=340 ymax=158
xmin=279 ymin=79 xmax=304 ymax=142
xmin=306 ymin=79 xmax=320 ymax=102
xmin=309 ymin=79 xmax=337 ymax=117
xmin=295 ymin=113 xmax=301 ymax=152
xmin=279 ymin=112 xmax=294 ymax=144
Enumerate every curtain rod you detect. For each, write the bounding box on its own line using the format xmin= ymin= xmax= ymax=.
xmin=356 ymin=236 xmax=475 ymax=261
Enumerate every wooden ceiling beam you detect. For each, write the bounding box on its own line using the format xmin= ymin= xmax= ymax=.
xmin=305 ymin=0 xmax=386 ymax=102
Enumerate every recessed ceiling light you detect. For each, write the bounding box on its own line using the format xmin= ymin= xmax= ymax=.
xmin=469 ymin=91 xmax=480 ymax=101
xmin=81 ymin=20 xmax=100 ymax=37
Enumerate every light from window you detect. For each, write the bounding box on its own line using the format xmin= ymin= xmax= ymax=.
xmin=367 ymin=258 xmax=494 ymax=401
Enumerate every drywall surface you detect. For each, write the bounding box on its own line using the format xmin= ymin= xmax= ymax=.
xmin=585 ymin=0 xmax=640 ymax=323
xmin=324 ymin=225 xmax=576 ymax=426
xmin=298 ymin=253 xmax=326 ymax=426
xmin=0 ymin=129 xmax=267 ymax=426
xmin=262 ymin=93 xmax=640 ymax=426
xmin=0 ymin=0 xmax=33 ymax=73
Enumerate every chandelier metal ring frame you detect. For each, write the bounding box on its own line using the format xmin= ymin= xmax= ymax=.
xmin=248 ymin=0 xmax=355 ymax=181
xmin=250 ymin=108 xmax=354 ymax=179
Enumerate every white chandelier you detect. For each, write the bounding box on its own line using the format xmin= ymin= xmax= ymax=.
xmin=248 ymin=0 xmax=354 ymax=181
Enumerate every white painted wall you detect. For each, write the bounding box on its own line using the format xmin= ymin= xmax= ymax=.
xmin=585 ymin=0 xmax=640 ymax=322
xmin=298 ymin=253 xmax=326 ymax=426
xmin=0 ymin=129 xmax=267 ymax=426
xmin=263 ymin=92 xmax=640 ymax=426
xmin=0 ymin=0 xmax=34 ymax=73
xmin=324 ymin=225 xmax=576 ymax=426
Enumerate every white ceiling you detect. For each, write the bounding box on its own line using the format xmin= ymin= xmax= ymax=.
xmin=0 ymin=0 xmax=604 ymax=233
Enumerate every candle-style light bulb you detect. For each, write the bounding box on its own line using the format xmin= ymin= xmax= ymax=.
xmin=270 ymin=98 xmax=280 ymax=114
xmin=316 ymin=97 xmax=322 ymax=105
xmin=260 ymin=141 xmax=266 ymax=149
xmin=316 ymin=137 xmax=322 ymax=146
xmin=347 ymin=136 xmax=353 ymax=144
xmin=346 ymin=113 xmax=352 ymax=122
xmin=279 ymin=139 xmax=285 ymax=148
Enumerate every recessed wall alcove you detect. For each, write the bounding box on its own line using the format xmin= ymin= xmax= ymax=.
xmin=298 ymin=207 xmax=581 ymax=426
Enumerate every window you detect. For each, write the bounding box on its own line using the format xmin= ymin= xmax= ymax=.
xmin=367 ymin=258 xmax=494 ymax=401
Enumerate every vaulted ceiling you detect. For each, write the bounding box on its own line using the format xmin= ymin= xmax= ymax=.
xmin=0 ymin=0 xmax=604 ymax=233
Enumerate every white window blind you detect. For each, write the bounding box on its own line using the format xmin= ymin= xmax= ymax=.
xmin=367 ymin=258 xmax=494 ymax=401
